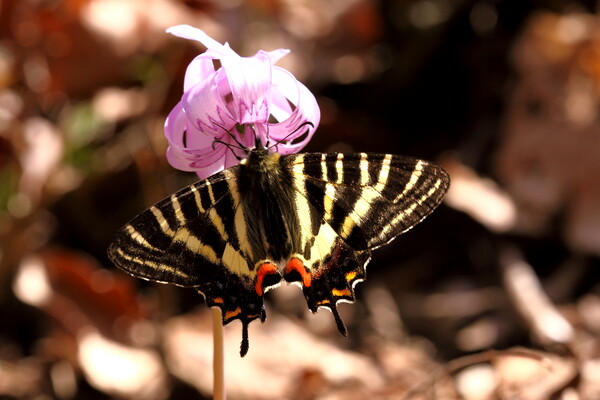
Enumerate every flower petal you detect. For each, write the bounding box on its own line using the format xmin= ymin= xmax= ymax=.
xmin=221 ymin=51 xmax=273 ymax=124
xmin=183 ymin=55 xmax=217 ymax=92
xmin=193 ymin=163 xmax=226 ymax=179
xmin=182 ymin=71 xmax=237 ymax=136
xmin=166 ymin=25 xmax=236 ymax=58
xmin=263 ymin=48 xmax=291 ymax=64
xmin=164 ymin=103 xmax=209 ymax=170
xmin=265 ymin=68 xmax=320 ymax=154
xmin=164 ymin=102 xmax=186 ymax=144
xmin=164 ymin=101 xmax=229 ymax=176
xmin=164 ymin=103 xmax=196 ymax=171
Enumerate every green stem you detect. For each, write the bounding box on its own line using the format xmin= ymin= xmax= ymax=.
xmin=212 ymin=307 xmax=225 ymax=400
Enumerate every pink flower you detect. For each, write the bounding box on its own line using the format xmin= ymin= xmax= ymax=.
xmin=164 ymin=25 xmax=320 ymax=179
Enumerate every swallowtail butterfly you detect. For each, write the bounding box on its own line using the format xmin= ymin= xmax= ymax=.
xmin=108 ymin=143 xmax=450 ymax=356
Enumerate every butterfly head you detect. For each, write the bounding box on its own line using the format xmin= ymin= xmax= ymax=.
xmin=239 ymin=121 xmax=318 ymax=172
xmin=240 ymin=141 xmax=281 ymax=173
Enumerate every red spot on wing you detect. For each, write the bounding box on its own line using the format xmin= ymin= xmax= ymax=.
xmin=285 ymin=257 xmax=312 ymax=288
xmin=255 ymin=262 xmax=278 ymax=296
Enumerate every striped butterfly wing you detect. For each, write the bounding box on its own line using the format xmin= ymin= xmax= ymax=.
xmin=282 ymin=152 xmax=449 ymax=327
xmin=108 ymin=149 xmax=449 ymax=356
xmin=107 ymin=166 xmax=268 ymax=347
xmin=287 ymin=153 xmax=450 ymax=248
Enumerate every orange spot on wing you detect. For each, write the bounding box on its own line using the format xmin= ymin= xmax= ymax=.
xmin=213 ymin=297 xmax=224 ymax=304
xmin=285 ymin=257 xmax=312 ymax=287
xmin=332 ymin=288 xmax=352 ymax=297
xmin=255 ymin=262 xmax=278 ymax=296
xmin=345 ymin=271 xmax=357 ymax=282
xmin=225 ymin=307 xmax=241 ymax=320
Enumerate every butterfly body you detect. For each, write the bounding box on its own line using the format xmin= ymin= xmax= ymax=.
xmin=237 ymin=150 xmax=297 ymax=264
xmin=108 ymin=145 xmax=450 ymax=355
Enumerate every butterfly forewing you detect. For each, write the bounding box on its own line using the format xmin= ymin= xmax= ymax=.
xmin=284 ymin=152 xmax=450 ymax=250
xmin=108 ymin=167 xmax=269 ymax=328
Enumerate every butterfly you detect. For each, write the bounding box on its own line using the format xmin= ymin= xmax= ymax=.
xmin=108 ymin=143 xmax=450 ymax=356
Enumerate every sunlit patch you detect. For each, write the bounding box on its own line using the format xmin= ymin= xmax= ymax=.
xmin=78 ymin=330 xmax=165 ymax=397
xmin=13 ymin=255 xmax=52 ymax=307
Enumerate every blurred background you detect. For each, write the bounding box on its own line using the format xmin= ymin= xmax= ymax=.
xmin=1 ymin=0 xmax=600 ymax=399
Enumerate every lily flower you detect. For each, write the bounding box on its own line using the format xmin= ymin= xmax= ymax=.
xmin=164 ymin=25 xmax=320 ymax=179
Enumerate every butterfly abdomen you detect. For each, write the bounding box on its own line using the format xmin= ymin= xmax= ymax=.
xmin=238 ymin=149 xmax=298 ymax=264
